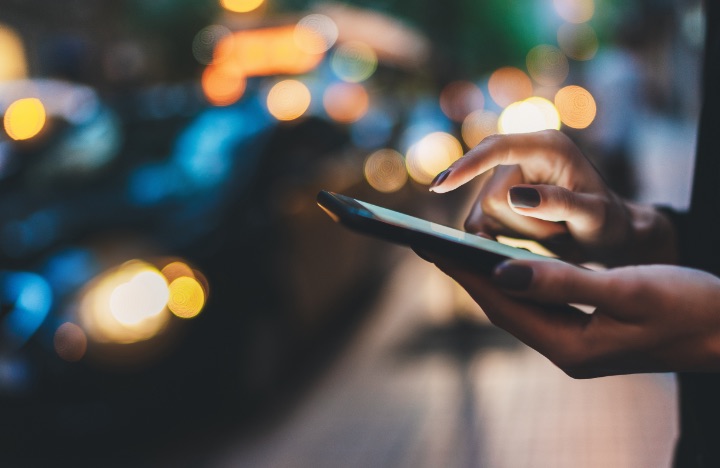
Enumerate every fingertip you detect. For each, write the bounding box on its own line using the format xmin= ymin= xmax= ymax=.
xmin=429 ymin=169 xmax=452 ymax=192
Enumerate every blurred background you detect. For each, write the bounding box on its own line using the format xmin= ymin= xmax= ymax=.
xmin=0 ymin=0 xmax=704 ymax=466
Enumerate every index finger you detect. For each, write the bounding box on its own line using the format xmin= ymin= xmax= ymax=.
xmin=430 ymin=130 xmax=571 ymax=193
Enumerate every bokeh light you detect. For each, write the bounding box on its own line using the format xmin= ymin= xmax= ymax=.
xmin=4 ymin=98 xmax=46 ymax=141
xmin=554 ymin=85 xmax=597 ymax=129
xmin=160 ymin=261 xmax=207 ymax=319
xmin=79 ymin=260 xmax=171 ymax=344
xmin=220 ymin=0 xmax=264 ymax=13
xmin=0 ymin=24 xmax=27 ymax=80
xmin=202 ymin=65 xmax=246 ymax=106
xmin=192 ymin=25 xmax=232 ymax=65
xmin=323 ymin=82 xmax=370 ymax=123
xmin=294 ymin=14 xmax=338 ymax=54
xmin=557 ymin=23 xmax=599 ymax=61
xmin=1 ymin=272 xmax=52 ymax=350
xmin=488 ymin=67 xmax=534 ymax=108
xmin=364 ymin=149 xmax=408 ymax=193
xmin=168 ymin=277 xmax=205 ymax=319
xmin=331 ymin=41 xmax=378 ymax=83
xmin=553 ymin=0 xmax=595 ymax=24
xmin=462 ymin=110 xmax=499 ymax=148
xmin=406 ymin=132 xmax=463 ymax=185
xmin=526 ymin=45 xmax=569 ymax=87
xmin=212 ymin=26 xmax=324 ymax=78
xmin=499 ymin=97 xmax=561 ymax=134
xmin=439 ymin=81 xmax=485 ymax=122
xmin=109 ymin=270 xmax=169 ymax=326
xmin=54 ymin=322 xmax=87 ymax=362
xmin=267 ymin=79 xmax=311 ymax=121
xmin=161 ymin=261 xmax=196 ymax=283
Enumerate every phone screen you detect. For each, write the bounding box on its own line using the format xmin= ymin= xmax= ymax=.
xmin=353 ymin=199 xmax=549 ymax=262
xmin=317 ymin=190 xmax=554 ymax=270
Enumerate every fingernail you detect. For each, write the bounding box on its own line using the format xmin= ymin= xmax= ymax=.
xmin=492 ymin=262 xmax=533 ymax=291
xmin=429 ymin=169 xmax=451 ymax=190
xmin=509 ymin=186 xmax=541 ymax=208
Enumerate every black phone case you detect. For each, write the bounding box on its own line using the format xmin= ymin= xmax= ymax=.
xmin=317 ymin=190 xmax=517 ymax=275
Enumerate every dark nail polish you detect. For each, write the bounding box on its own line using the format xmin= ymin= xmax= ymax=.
xmin=509 ymin=186 xmax=541 ymax=208
xmin=493 ymin=262 xmax=533 ymax=291
xmin=430 ymin=169 xmax=451 ymax=188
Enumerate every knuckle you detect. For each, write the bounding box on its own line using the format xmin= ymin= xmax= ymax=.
xmin=552 ymin=188 xmax=575 ymax=219
xmin=537 ymin=128 xmax=564 ymax=144
xmin=481 ymin=133 xmax=504 ymax=146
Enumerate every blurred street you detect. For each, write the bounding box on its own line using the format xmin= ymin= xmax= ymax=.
xmin=199 ymin=252 xmax=678 ymax=468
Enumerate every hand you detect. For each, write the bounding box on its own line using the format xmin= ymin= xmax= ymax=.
xmin=424 ymin=253 xmax=720 ymax=377
xmin=430 ymin=130 xmax=677 ymax=266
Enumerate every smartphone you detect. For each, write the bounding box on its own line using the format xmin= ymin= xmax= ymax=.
xmin=317 ymin=190 xmax=556 ymax=274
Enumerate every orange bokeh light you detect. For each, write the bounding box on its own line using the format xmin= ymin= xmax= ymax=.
xmin=488 ymin=67 xmax=534 ymax=108
xmin=462 ymin=110 xmax=499 ymax=148
xmin=213 ymin=26 xmax=324 ymax=78
xmin=554 ymin=85 xmax=597 ymax=129
xmin=202 ymin=64 xmax=246 ymax=106
xmin=323 ymin=82 xmax=370 ymax=123
xmin=267 ymin=79 xmax=311 ymax=121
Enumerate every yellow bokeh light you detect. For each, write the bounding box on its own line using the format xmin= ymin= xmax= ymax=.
xmin=220 ymin=0 xmax=264 ymax=13
xmin=78 ymin=261 xmax=171 ymax=344
xmin=462 ymin=110 xmax=499 ymax=148
xmin=202 ymin=65 xmax=246 ymax=106
xmin=0 ymin=24 xmax=28 ymax=80
xmin=557 ymin=23 xmax=599 ymax=61
xmin=499 ymin=97 xmax=561 ymax=134
xmin=168 ymin=276 xmax=206 ymax=319
xmin=526 ymin=45 xmax=569 ymax=87
xmin=267 ymin=79 xmax=311 ymax=121
xmin=406 ymin=132 xmax=463 ymax=185
xmin=54 ymin=322 xmax=88 ymax=362
xmin=364 ymin=149 xmax=408 ymax=193
xmin=4 ymin=98 xmax=46 ymax=141
xmin=553 ymin=0 xmax=595 ymax=24
xmin=439 ymin=81 xmax=484 ymax=122
xmin=488 ymin=67 xmax=534 ymax=108
xmin=331 ymin=41 xmax=378 ymax=83
xmin=323 ymin=82 xmax=369 ymax=123
xmin=555 ymin=85 xmax=597 ymax=129
xmin=294 ymin=14 xmax=338 ymax=54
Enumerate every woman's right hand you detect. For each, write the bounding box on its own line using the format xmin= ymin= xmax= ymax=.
xmin=430 ymin=130 xmax=678 ymax=266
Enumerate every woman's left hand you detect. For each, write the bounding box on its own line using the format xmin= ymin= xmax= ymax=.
xmin=424 ymin=254 xmax=720 ymax=378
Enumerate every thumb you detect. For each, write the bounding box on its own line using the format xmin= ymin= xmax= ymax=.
xmin=492 ymin=259 xmax=611 ymax=307
xmin=508 ymin=185 xmax=606 ymax=237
